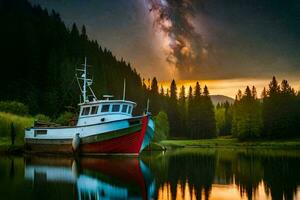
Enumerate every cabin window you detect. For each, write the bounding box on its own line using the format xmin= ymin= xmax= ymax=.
xmin=34 ymin=130 xmax=47 ymax=135
xmin=81 ymin=107 xmax=90 ymax=115
xmin=122 ymin=105 xmax=128 ymax=113
xmin=91 ymin=106 xmax=98 ymax=114
xmin=101 ymin=105 xmax=110 ymax=112
xmin=128 ymin=106 xmax=132 ymax=114
xmin=112 ymin=104 xmax=120 ymax=112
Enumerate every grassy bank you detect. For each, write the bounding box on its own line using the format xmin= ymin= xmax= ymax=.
xmin=0 ymin=112 xmax=34 ymax=153
xmin=0 ymin=112 xmax=34 ymax=137
xmin=160 ymin=137 xmax=300 ymax=149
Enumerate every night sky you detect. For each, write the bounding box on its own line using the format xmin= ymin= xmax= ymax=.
xmin=30 ymin=0 xmax=300 ymax=96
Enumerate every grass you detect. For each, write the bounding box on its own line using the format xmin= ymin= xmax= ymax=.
xmin=0 ymin=112 xmax=34 ymax=137
xmin=160 ymin=136 xmax=300 ymax=149
xmin=0 ymin=112 xmax=34 ymax=153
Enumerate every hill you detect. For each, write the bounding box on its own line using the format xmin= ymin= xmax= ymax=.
xmin=210 ymin=95 xmax=234 ymax=105
xmin=0 ymin=0 xmax=146 ymax=116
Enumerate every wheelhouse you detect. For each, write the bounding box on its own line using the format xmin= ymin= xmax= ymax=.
xmin=79 ymin=101 xmax=135 ymax=117
xmin=77 ymin=100 xmax=136 ymax=126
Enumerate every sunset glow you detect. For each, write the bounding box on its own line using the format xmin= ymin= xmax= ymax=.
xmin=157 ymin=78 xmax=300 ymax=98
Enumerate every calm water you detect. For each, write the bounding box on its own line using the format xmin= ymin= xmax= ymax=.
xmin=0 ymin=149 xmax=299 ymax=200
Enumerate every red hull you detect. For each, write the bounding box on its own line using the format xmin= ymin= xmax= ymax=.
xmin=26 ymin=116 xmax=149 ymax=155
xmin=80 ymin=116 xmax=148 ymax=154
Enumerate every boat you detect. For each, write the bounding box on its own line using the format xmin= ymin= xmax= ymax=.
xmin=24 ymin=156 xmax=155 ymax=199
xmin=24 ymin=57 xmax=155 ymax=155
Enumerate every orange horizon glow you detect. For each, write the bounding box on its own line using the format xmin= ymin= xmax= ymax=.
xmin=153 ymin=78 xmax=300 ymax=98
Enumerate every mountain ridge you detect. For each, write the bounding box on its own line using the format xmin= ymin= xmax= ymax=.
xmin=210 ymin=95 xmax=234 ymax=105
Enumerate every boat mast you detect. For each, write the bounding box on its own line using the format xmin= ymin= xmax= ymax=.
xmin=83 ymin=57 xmax=87 ymax=103
xmin=76 ymin=57 xmax=97 ymax=103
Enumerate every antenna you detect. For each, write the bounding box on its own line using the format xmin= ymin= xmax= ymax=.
xmin=123 ymin=78 xmax=126 ymax=100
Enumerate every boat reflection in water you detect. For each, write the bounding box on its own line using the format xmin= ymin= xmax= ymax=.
xmin=24 ymin=156 xmax=155 ymax=200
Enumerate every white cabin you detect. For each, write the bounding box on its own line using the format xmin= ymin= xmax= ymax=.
xmin=77 ymin=100 xmax=136 ymax=126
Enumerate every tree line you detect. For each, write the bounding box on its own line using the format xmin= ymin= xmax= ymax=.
xmin=216 ymin=76 xmax=300 ymax=140
xmin=146 ymin=78 xmax=216 ymax=139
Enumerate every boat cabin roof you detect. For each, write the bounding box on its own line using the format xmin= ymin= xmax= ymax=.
xmin=78 ymin=100 xmax=136 ymax=107
xmin=78 ymin=100 xmax=136 ymax=117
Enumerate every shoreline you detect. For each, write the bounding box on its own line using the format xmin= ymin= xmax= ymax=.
xmin=160 ymin=137 xmax=300 ymax=149
xmin=1 ymin=137 xmax=300 ymax=156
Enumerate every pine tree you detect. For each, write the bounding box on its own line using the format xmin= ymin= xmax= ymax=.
xmin=194 ymin=82 xmax=201 ymax=99
xmin=188 ymin=86 xmax=193 ymax=102
xmin=263 ymin=76 xmax=283 ymax=138
xmin=149 ymin=77 xmax=159 ymax=115
xmin=160 ymin=85 xmax=164 ymax=96
xmin=179 ymin=85 xmax=186 ymax=105
xmin=190 ymin=82 xmax=202 ymax=138
xmin=203 ymin=85 xmax=209 ymax=96
xmin=268 ymin=76 xmax=280 ymax=97
xmin=178 ymin=85 xmax=187 ymax=137
xmin=166 ymin=89 xmax=169 ymax=97
xmin=81 ymin=25 xmax=88 ymax=40
xmin=170 ymin=79 xmax=177 ymax=100
xmin=232 ymin=86 xmax=262 ymax=139
xmin=223 ymin=101 xmax=232 ymax=135
xmin=187 ymin=86 xmax=193 ymax=138
xmin=244 ymin=86 xmax=252 ymax=99
xmin=151 ymin=77 xmax=159 ymax=94
xmin=71 ymin=23 xmax=79 ymax=36
xmin=261 ymin=87 xmax=267 ymax=99
xmin=252 ymin=86 xmax=257 ymax=99
xmin=167 ymin=80 xmax=180 ymax=137
xmin=281 ymin=80 xmax=294 ymax=96
xmin=202 ymin=85 xmax=216 ymax=138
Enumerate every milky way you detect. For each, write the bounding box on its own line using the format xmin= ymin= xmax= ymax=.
xmin=30 ymin=0 xmax=300 ymax=82
xmin=147 ymin=0 xmax=214 ymax=79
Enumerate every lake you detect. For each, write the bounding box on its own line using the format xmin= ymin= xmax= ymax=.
xmin=0 ymin=148 xmax=299 ymax=200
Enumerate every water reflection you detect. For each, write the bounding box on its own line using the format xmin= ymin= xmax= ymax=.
xmin=0 ymin=149 xmax=299 ymax=200
xmin=24 ymin=156 xmax=155 ymax=200
xmin=143 ymin=149 xmax=300 ymax=200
